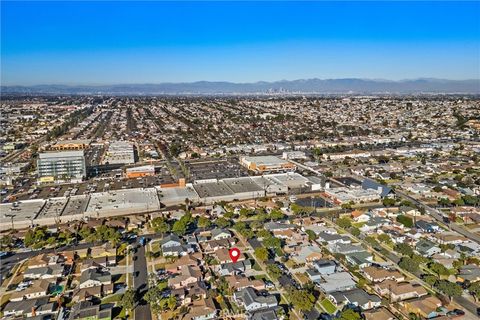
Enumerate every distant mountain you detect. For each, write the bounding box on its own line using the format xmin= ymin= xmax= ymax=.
xmin=2 ymin=78 xmax=479 ymax=95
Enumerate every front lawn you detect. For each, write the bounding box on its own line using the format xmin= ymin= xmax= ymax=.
xmin=320 ymin=298 xmax=337 ymax=314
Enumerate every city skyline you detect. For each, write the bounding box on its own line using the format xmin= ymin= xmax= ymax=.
xmin=2 ymin=1 xmax=479 ymax=85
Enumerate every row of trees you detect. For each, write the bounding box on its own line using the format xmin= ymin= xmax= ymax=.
xmin=438 ymin=195 xmax=480 ymax=207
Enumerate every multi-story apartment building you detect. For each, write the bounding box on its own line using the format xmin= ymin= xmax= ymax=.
xmin=37 ymin=150 xmax=86 ymax=183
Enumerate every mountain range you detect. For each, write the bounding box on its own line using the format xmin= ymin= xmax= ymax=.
xmin=2 ymin=78 xmax=479 ymax=95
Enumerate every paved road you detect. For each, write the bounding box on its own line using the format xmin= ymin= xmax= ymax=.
xmin=454 ymin=295 xmax=480 ymax=318
xmin=132 ymin=241 xmax=152 ymax=320
xmin=395 ymin=190 xmax=480 ymax=244
xmin=1 ymin=233 xmax=163 ymax=283
xmin=0 ymin=241 xmax=97 ymax=282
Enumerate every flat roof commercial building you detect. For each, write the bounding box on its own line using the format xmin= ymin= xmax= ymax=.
xmin=103 ymin=141 xmax=135 ymax=165
xmin=37 ymin=150 xmax=86 ymax=183
xmin=125 ymin=165 xmax=155 ymax=178
xmin=51 ymin=139 xmax=91 ymax=151
xmin=240 ymin=155 xmax=296 ymax=173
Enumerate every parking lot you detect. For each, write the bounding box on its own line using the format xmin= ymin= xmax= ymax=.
xmin=186 ymin=157 xmax=248 ymax=181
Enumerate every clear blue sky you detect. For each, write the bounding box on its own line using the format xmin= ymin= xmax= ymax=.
xmin=1 ymin=1 xmax=479 ymax=85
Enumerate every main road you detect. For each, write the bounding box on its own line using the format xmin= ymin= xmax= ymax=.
xmin=395 ymin=190 xmax=480 ymax=244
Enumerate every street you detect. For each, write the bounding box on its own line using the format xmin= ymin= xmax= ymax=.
xmin=132 ymin=240 xmax=152 ymax=320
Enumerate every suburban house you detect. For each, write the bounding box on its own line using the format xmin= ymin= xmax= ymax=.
xmin=327 ymin=243 xmax=364 ymax=255
xmin=362 ymin=266 xmax=404 ymax=283
xmin=10 ymin=279 xmax=51 ymax=301
xmin=361 ymin=178 xmax=395 ymax=198
xmin=402 ymin=296 xmax=443 ymax=319
xmin=364 ymin=307 xmax=396 ymax=320
xmin=264 ymin=222 xmax=296 ymax=232
xmin=214 ymin=248 xmax=245 ymax=264
xmin=415 ymin=220 xmax=441 ymax=233
xmin=360 ymin=217 xmax=391 ymax=233
xmin=317 ymin=272 xmax=356 ymax=293
xmin=72 ymin=284 xmax=114 ymax=303
xmin=351 ymin=210 xmax=371 ymax=223
xmin=168 ymin=265 xmax=203 ymax=289
xmin=201 ymin=238 xmax=236 ymax=253
xmin=218 ymin=260 xmax=252 ymax=276
xmin=375 ymin=280 xmax=428 ymax=302
xmin=3 ymin=297 xmax=55 ymax=318
xmin=329 ymin=288 xmax=381 ymax=310
xmin=457 ymin=264 xmax=480 ymax=283
xmin=250 ymin=307 xmax=283 ymax=320
xmin=316 ymin=232 xmax=351 ymax=244
xmin=313 ymin=259 xmax=336 ymax=275
xmin=24 ymin=264 xmax=64 ymax=280
xmin=162 ymin=244 xmax=195 ymax=257
xmin=164 ymin=254 xmax=201 ymax=273
xmin=182 ymin=297 xmax=217 ymax=320
xmin=69 ymin=301 xmax=113 ymax=320
xmin=291 ymin=245 xmax=322 ymax=264
xmin=415 ymin=239 xmax=441 ymax=257
xmin=79 ymin=269 xmax=112 ymax=289
xmin=225 ymin=275 xmax=265 ymax=291
xmin=160 ymin=234 xmax=183 ymax=249
xmin=234 ymin=287 xmax=278 ymax=312
xmin=210 ymin=228 xmax=232 ymax=240
xmin=345 ymin=251 xmax=374 ymax=268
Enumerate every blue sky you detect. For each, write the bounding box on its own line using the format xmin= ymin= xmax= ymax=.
xmin=1 ymin=1 xmax=479 ymax=85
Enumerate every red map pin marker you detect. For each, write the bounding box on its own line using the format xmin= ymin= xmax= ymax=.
xmin=229 ymin=248 xmax=241 ymax=263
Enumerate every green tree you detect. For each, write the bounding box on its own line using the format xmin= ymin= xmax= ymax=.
xmin=337 ymin=217 xmax=352 ymax=229
xmin=377 ymin=234 xmax=392 ymax=245
xmin=254 ymin=247 xmax=269 ymax=261
xmin=287 ymin=288 xmax=315 ymax=312
xmin=424 ymin=275 xmax=437 ymax=287
xmin=305 ymin=229 xmax=317 ymax=241
xmin=121 ymin=289 xmax=136 ymax=312
xmin=269 ymin=209 xmax=286 ymax=221
xmin=429 ymin=262 xmax=450 ymax=277
xmin=435 ymin=280 xmax=462 ymax=298
xmin=382 ymin=198 xmax=396 ymax=207
xmin=468 ymin=282 xmax=480 ymax=301
xmin=239 ymin=208 xmax=252 ymax=218
xmin=263 ymin=235 xmax=282 ymax=249
xmin=339 ymin=309 xmax=361 ymax=320
xmin=399 ymin=257 xmax=419 ymax=273
xmin=350 ymin=227 xmax=361 ymax=237
xmin=0 ymin=235 xmax=13 ymax=248
xmin=267 ymin=264 xmax=282 ymax=281
xmin=257 ymin=229 xmax=272 ymax=239
xmin=290 ymin=203 xmax=305 ymax=215
xmin=172 ymin=219 xmax=187 ymax=235
xmin=151 ymin=217 xmax=170 ymax=235
xmin=396 ymin=215 xmax=413 ymax=228
xmin=172 ymin=212 xmax=193 ymax=236
xmin=438 ymin=198 xmax=451 ymax=207
xmin=144 ymin=286 xmax=162 ymax=312
xmin=395 ymin=243 xmax=414 ymax=257
xmin=197 ymin=216 xmax=212 ymax=229
xmin=215 ymin=217 xmax=232 ymax=228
